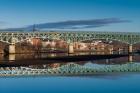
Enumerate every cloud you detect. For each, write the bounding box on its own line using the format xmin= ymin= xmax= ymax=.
xmin=0 ymin=18 xmax=131 ymax=31
xmin=27 ymin=18 xmax=130 ymax=30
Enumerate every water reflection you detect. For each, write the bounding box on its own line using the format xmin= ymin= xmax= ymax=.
xmin=0 ymin=53 xmax=140 ymax=77
xmin=1 ymin=53 xmax=69 ymax=61
xmin=0 ymin=55 xmax=140 ymax=76
xmin=0 ymin=52 xmax=130 ymax=61
xmin=9 ymin=54 xmax=15 ymax=61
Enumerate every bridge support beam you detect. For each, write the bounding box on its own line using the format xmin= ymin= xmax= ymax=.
xmin=9 ymin=44 xmax=16 ymax=54
xmin=68 ymin=43 xmax=74 ymax=54
xmin=128 ymin=44 xmax=133 ymax=53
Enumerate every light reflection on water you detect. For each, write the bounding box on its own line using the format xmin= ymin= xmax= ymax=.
xmin=0 ymin=53 xmax=140 ymax=93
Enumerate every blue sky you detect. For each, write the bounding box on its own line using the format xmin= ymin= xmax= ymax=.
xmin=0 ymin=0 xmax=140 ymax=32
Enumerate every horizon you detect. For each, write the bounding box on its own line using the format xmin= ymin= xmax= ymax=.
xmin=0 ymin=0 xmax=140 ymax=32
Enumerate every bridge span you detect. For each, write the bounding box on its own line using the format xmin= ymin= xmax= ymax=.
xmin=0 ymin=31 xmax=140 ymax=54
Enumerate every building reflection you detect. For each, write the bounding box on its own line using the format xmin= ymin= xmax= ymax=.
xmin=0 ymin=54 xmax=140 ymax=77
xmin=0 ymin=53 xmax=139 ymax=63
xmin=6 ymin=55 xmax=137 ymax=69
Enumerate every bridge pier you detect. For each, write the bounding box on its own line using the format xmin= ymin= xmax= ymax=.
xmin=128 ymin=55 xmax=133 ymax=62
xmin=9 ymin=54 xmax=16 ymax=60
xmin=128 ymin=44 xmax=133 ymax=53
xmin=68 ymin=43 xmax=74 ymax=54
xmin=9 ymin=44 xmax=16 ymax=54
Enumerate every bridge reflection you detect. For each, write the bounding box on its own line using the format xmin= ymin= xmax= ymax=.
xmin=0 ymin=53 xmax=140 ymax=76
xmin=0 ymin=53 xmax=140 ymax=77
xmin=0 ymin=53 xmax=138 ymax=64
xmin=0 ymin=52 xmax=135 ymax=59
xmin=0 ymin=62 xmax=140 ymax=77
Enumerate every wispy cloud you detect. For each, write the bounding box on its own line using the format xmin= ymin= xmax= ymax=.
xmin=0 ymin=18 xmax=131 ymax=31
xmin=27 ymin=18 xmax=131 ymax=30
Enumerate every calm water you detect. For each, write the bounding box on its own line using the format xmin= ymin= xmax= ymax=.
xmin=0 ymin=53 xmax=140 ymax=93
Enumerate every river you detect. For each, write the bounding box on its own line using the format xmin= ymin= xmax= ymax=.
xmin=0 ymin=53 xmax=140 ymax=93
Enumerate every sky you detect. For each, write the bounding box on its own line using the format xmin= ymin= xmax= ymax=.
xmin=0 ymin=0 xmax=140 ymax=32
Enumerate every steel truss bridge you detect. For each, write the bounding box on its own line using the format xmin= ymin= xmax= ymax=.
xmin=0 ymin=31 xmax=140 ymax=53
xmin=0 ymin=63 xmax=140 ymax=77
xmin=0 ymin=31 xmax=140 ymax=44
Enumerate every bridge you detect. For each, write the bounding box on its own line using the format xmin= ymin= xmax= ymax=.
xmin=0 ymin=63 xmax=140 ymax=77
xmin=0 ymin=31 xmax=140 ymax=54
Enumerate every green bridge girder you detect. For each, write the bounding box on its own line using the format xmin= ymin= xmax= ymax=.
xmin=0 ymin=31 xmax=140 ymax=44
xmin=0 ymin=63 xmax=140 ymax=76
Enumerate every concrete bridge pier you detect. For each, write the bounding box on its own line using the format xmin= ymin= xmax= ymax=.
xmin=9 ymin=44 xmax=16 ymax=54
xmin=9 ymin=54 xmax=16 ymax=60
xmin=128 ymin=55 xmax=133 ymax=62
xmin=68 ymin=43 xmax=74 ymax=54
xmin=128 ymin=44 xmax=133 ymax=53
